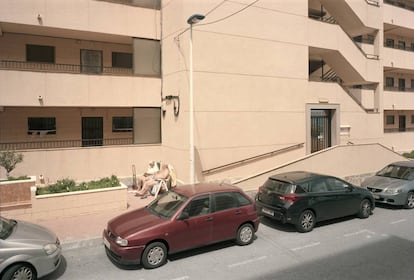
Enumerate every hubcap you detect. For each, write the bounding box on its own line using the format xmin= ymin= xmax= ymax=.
xmin=240 ymin=226 xmax=253 ymax=243
xmin=301 ymin=212 xmax=314 ymax=230
xmin=147 ymin=246 xmax=165 ymax=266
xmin=362 ymin=201 xmax=371 ymax=216
xmin=13 ymin=267 xmax=33 ymax=280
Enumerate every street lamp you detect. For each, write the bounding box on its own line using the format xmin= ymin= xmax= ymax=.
xmin=187 ymin=14 xmax=205 ymax=184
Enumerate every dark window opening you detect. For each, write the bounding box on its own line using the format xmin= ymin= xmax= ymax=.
xmin=386 ymin=115 xmax=395 ymax=125
xmin=112 ymin=52 xmax=133 ymax=68
xmin=112 ymin=116 xmax=133 ymax=132
xmin=26 ymin=45 xmax=55 ymax=63
xmin=28 ymin=117 xmax=56 ymax=135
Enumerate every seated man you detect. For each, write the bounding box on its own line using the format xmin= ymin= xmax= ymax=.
xmin=135 ymin=161 xmax=160 ymax=190
xmin=135 ymin=163 xmax=170 ymax=197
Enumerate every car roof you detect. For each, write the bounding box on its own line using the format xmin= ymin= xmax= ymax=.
xmin=268 ymin=171 xmax=328 ymax=184
xmin=388 ymin=161 xmax=414 ymax=167
xmin=173 ymin=182 xmax=242 ymax=197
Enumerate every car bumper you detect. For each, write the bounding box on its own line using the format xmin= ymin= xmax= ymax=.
xmin=103 ymin=230 xmax=144 ymax=265
xmin=255 ymin=199 xmax=291 ymax=224
xmin=32 ymin=246 xmax=62 ymax=278
xmin=371 ymin=192 xmax=407 ymax=206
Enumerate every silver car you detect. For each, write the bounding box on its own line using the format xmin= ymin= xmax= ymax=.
xmin=0 ymin=216 xmax=62 ymax=280
xmin=361 ymin=161 xmax=414 ymax=209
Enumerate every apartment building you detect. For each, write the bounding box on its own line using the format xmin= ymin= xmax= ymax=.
xmin=0 ymin=0 xmax=413 ymax=183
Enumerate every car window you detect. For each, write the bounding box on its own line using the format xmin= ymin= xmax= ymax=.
xmin=148 ymin=191 xmax=187 ymax=218
xmin=183 ymin=195 xmax=210 ymax=217
xmin=310 ymin=179 xmax=328 ymax=193
xmin=234 ymin=192 xmax=252 ymax=206
xmin=264 ymin=179 xmax=294 ymax=194
xmin=377 ymin=165 xmax=414 ymax=180
xmin=213 ymin=192 xmax=238 ymax=212
xmin=0 ymin=217 xmax=15 ymax=239
xmin=326 ymin=178 xmax=350 ymax=191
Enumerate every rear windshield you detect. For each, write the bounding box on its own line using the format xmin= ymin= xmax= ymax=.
xmin=377 ymin=165 xmax=414 ymax=180
xmin=263 ymin=179 xmax=295 ymax=194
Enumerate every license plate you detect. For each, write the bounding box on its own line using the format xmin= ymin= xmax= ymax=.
xmin=103 ymin=237 xmax=110 ymax=249
xmin=262 ymin=208 xmax=274 ymax=216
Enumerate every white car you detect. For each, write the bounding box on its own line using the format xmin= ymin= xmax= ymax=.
xmin=0 ymin=216 xmax=62 ymax=280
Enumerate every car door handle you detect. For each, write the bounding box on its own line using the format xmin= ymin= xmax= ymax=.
xmin=205 ymin=217 xmax=213 ymax=222
xmin=234 ymin=210 xmax=242 ymax=215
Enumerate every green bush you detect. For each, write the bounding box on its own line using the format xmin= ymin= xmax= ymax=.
xmin=2 ymin=175 xmax=30 ymax=181
xmin=36 ymin=175 xmax=120 ymax=195
xmin=403 ymin=151 xmax=414 ymax=159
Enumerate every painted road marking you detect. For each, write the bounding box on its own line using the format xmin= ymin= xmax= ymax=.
xmin=170 ymin=276 xmax=190 ymax=280
xmin=228 ymin=256 xmax=267 ymax=268
xmin=391 ymin=219 xmax=407 ymax=225
xmin=290 ymin=242 xmax=321 ymax=252
xmin=344 ymin=229 xmax=375 ymax=238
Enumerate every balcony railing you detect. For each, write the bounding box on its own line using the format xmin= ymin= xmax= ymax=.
xmin=384 ymin=127 xmax=414 ymax=133
xmin=0 ymin=60 xmax=134 ymax=76
xmin=384 ymin=86 xmax=414 ymax=92
xmin=0 ymin=138 xmax=134 ymax=150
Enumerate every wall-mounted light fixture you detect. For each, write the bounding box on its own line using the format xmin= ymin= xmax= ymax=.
xmin=162 ymin=95 xmax=180 ymax=117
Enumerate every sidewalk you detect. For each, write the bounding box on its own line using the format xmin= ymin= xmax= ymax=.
xmin=35 ymin=189 xmax=155 ymax=250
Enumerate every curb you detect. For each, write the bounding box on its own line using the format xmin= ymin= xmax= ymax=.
xmin=62 ymin=236 xmax=103 ymax=250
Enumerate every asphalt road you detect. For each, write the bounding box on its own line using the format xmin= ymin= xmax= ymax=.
xmin=44 ymin=205 xmax=414 ymax=280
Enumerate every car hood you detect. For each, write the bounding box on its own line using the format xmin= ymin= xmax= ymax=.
xmin=108 ymin=207 xmax=166 ymax=238
xmin=8 ymin=220 xmax=57 ymax=246
xmin=362 ymin=176 xmax=407 ymax=190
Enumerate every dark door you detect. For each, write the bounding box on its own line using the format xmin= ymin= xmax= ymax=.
xmin=311 ymin=109 xmax=332 ymax=153
xmin=325 ymin=177 xmax=361 ymax=217
xmin=82 ymin=117 xmax=103 ymax=146
xmin=399 ymin=115 xmax=406 ymax=132
xmin=398 ymin=78 xmax=405 ymax=91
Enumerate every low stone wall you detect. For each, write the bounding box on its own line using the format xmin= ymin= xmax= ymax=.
xmin=2 ymin=183 xmax=128 ymax=221
xmin=0 ymin=177 xmax=35 ymax=211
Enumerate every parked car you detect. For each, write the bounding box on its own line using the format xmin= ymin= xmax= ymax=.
xmin=103 ymin=183 xmax=260 ymax=269
xmin=361 ymin=161 xmax=414 ymax=209
xmin=255 ymin=171 xmax=375 ymax=233
xmin=0 ymin=216 xmax=62 ymax=280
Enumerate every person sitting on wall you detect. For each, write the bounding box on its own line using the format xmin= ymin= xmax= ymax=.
xmin=135 ymin=163 xmax=171 ymax=198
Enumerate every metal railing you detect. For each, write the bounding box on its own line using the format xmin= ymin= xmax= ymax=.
xmin=0 ymin=60 xmax=135 ymax=76
xmin=384 ymin=86 xmax=414 ymax=92
xmin=202 ymin=143 xmax=305 ymax=175
xmin=383 ymin=43 xmax=414 ymax=53
xmin=0 ymin=137 xmax=134 ymax=150
xmin=384 ymin=127 xmax=414 ymax=133
xmin=384 ymin=0 xmax=414 ymax=11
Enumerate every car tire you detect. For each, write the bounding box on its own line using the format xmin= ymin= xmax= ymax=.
xmin=296 ymin=210 xmax=315 ymax=233
xmin=141 ymin=242 xmax=167 ymax=269
xmin=3 ymin=264 xmax=37 ymax=280
xmin=357 ymin=199 xmax=372 ymax=219
xmin=404 ymin=192 xmax=414 ymax=209
xmin=236 ymin=223 xmax=254 ymax=246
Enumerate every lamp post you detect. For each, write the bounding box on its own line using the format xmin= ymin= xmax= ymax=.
xmin=187 ymin=14 xmax=205 ymax=184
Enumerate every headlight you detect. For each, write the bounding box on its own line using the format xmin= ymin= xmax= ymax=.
xmin=384 ymin=188 xmax=402 ymax=194
xmin=43 ymin=243 xmax=58 ymax=255
xmin=115 ymin=236 xmax=128 ymax=247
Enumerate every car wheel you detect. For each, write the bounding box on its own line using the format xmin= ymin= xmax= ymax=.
xmin=357 ymin=199 xmax=372 ymax=219
xmin=141 ymin=242 xmax=167 ymax=269
xmin=404 ymin=192 xmax=414 ymax=209
xmin=236 ymin=223 xmax=254 ymax=246
xmin=296 ymin=210 xmax=315 ymax=233
xmin=3 ymin=264 xmax=37 ymax=280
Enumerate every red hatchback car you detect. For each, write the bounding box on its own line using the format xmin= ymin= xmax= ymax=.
xmin=103 ymin=183 xmax=259 ymax=269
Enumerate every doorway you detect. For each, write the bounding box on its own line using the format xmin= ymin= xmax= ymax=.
xmin=399 ymin=115 xmax=406 ymax=132
xmin=82 ymin=117 xmax=103 ymax=147
xmin=310 ymin=109 xmax=333 ymax=153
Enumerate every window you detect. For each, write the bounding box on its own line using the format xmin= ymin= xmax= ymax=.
xmin=184 ymin=196 xmax=210 ymax=217
xmin=234 ymin=192 xmax=251 ymax=206
xmin=411 ymin=42 xmax=414 ymax=51
xmin=398 ymin=78 xmax=405 ymax=91
xmin=398 ymin=40 xmax=406 ymax=50
xmin=214 ymin=193 xmax=238 ymax=212
xmin=81 ymin=49 xmax=103 ymax=73
xmin=411 ymin=115 xmax=414 ymax=124
xmin=385 ymin=38 xmax=394 ymax=48
xmin=112 ymin=116 xmax=133 ymax=132
xmin=326 ymin=178 xmax=350 ymax=191
xmin=310 ymin=180 xmax=328 ymax=193
xmin=385 ymin=77 xmax=394 ymax=88
xmin=26 ymin=44 xmax=55 ymax=63
xmin=386 ymin=115 xmax=395 ymax=125
xmin=411 ymin=79 xmax=414 ymax=90
xmin=28 ymin=117 xmax=56 ymax=135
xmin=112 ymin=52 xmax=132 ymax=68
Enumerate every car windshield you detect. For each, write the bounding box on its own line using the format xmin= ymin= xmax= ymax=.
xmin=264 ymin=179 xmax=294 ymax=194
xmin=0 ymin=217 xmax=16 ymax=239
xmin=377 ymin=165 xmax=414 ymax=180
xmin=147 ymin=191 xmax=188 ymax=219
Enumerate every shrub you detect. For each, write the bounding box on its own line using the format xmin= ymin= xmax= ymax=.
xmin=0 ymin=150 xmax=24 ymax=177
xmin=36 ymin=175 xmax=120 ymax=195
xmin=403 ymin=151 xmax=414 ymax=159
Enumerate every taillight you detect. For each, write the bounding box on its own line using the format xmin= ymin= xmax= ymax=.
xmin=258 ymin=186 xmax=264 ymax=193
xmin=279 ymin=194 xmax=300 ymax=203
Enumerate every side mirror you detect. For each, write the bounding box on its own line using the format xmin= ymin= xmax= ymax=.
xmin=177 ymin=211 xmax=189 ymax=220
xmin=345 ymin=185 xmax=354 ymax=192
